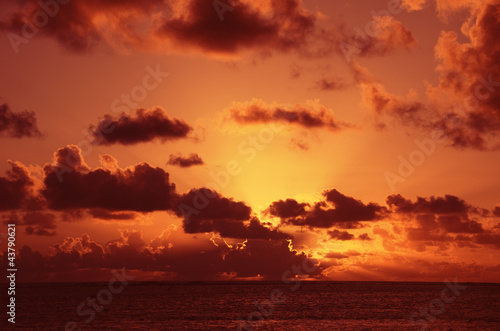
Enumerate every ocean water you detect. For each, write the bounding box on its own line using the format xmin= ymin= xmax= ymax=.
xmin=2 ymin=281 xmax=499 ymax=330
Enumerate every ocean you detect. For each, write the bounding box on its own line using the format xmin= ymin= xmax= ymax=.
xmin=2 ymin=281 xmax=499 ymax=330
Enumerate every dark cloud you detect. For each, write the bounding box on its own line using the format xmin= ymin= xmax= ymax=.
xmin=324 ymin=189 xmax=387 ymax=222
xmin=437 ymin=215 xmax=484 ymax=234
xmin=1 ymin=0 xmax=318 ymax=56
xmin=328 ymin=229 xmax=373 ymax=242
xmin=16 ymin=230 xmax=321 ymax=282
xmin=327 ymin=229 xmax=355 ymax=241
xmin=0 ymin=161 xmax=35 ymax=211
xmin=0 ymin=103 xmax=42 ymax=138
xmin=89 ymin=107 xmax=192 ymax=145
xmin=358 ymin=233 xmax=373 ymax=241
xmin=268 ymin=199 xmax=309 ymax=219
xmin=269 ymin=189 xmax=387 ymax=229
xmin=0 ymin=0 xmax=168 ymax=53
xmin=43 ymin=145 xmax=177 ymax=212
xmin=167 ymin=153 xmax=204 ymax=168
xmin=386 ymin=194 xmax=470 ymax=214
xmin=227 ymin=99 xmax=350 ymax=131
xmin=383 ymin=194 xmax=491 ymax=251
xmin=494 ymin=206 xmax=500 ymax=217
xmin=158 ymin=0 xmax=316 ymax=54
xmin=175 ymin=188 xmax=289 ymax=240
xmin=88 ymin=208 xmax=137 ymax=221
xmin=473 ymin=232 xmax=500 ymax=250
xmin=2 ymin=211 xmax=56 ymax=236
xmin=22 ymin=212 xmax=57 ymax=236
xmin=20 ymin=145 xmax=291 ymax=239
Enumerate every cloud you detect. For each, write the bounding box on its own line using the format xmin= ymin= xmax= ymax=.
xmin=0 ymin=0 xmax=320 ymax=57
xmin=327 ymin=229 xmax=355 ymax=241
xmin=268 ymin=190 xmax=499 ymax=252
xmin=226 ymin=98 xmax=350 ymax=131
xmin=353 ymin=63 xmax=426 ymax=128
xmin=43 ymin=145 xmax=177 ymax=212
xmin=384 ymin=193 xmax=500 ymax=252
xmin=386 ymin=194 xmax=470 ymax=214
xmin=167 ymin=153 xmax=204 ymax=168
xmin=268 ymin=198 xmax=309 ymax=218
xmin=175 ymin=188 xmax=289 ymax=240
xmin=425 ymin=0 xmax=500 ymax=149
xmin=324 ymin=250 xmax=361 ymax=259
xmin=437 ymin=215 xmax=483 ymax=234
xmin=0 ymin=103 xmax=42 ymax=138
xmin=2 ymin=211 xmax=56 ymax=236
xmin=16 ymin=229 xmax=321 ymax=282
xmin=87 ymin=208 xmax=137 ymax=221
xmin=0 ymin=0 xmax=169 ymax=53
xmin=0 ymin=161 xmax=35 ymax=210
xmin=338 ymin=16 xmax=416 ymax=61
xmin=397 ymin=0 xmax=475 ymax=16
xmin=314 ymin=78 xmax=348 ymax=91
xmin=324 ymin=251 xmax=349 ymax=259
xmin=21 ymin=212 xmax=57 ymax=236
xmin=358 ymin=233 xmax=373 ymax=241
xmin=8 ymin=145 xmax=292 ymax=238
xmin=268 ymin=189 xmax=387 ymax=229
xmin=89 ymin=107 xmax=192 ymax=145
xmin=158 ymin=0 xmax=316 ymax=55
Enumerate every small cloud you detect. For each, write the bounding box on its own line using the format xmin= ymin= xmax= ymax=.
xmin=167 ymin=153 xmax=204 ymax=168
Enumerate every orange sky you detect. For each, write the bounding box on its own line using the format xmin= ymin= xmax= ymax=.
xmin=0 ymin=0 xmax=499 ymax=283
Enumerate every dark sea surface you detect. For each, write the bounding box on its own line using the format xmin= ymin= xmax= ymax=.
xmin=2 ymin=281 xmax=499 ymax=330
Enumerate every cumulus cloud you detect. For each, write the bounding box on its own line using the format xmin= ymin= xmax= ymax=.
xmin=175 ymin=188 xmax=289 ymax=240
xmin=386 ymin=194 xmax=470 ymax=214
xmin=0 ymin=161 xmax=35 ymax=210
xmin=89 ymin=107 xmax=192 ymax=145
xmin=267 ymin=189 xmax=500 ymax=251
xmin=385 ymin=193 xmax=500 ymax=251
xmin=167 ymin=153 xmax=204 ymax=168
xmin=158 ymin=0 xmax=316 ymax=55
xmin=226 ymin=98 xmax=350 ymax=131
xmin=425 ymin=0 xmax=500 ymax=149
xmin=16 ymin=229 xmax=321 ymax=282
xmin=0 ymin=0 xmax=419 ymax=64
xmin=36 ymin=145 xmax=290 ymax=239
xmin=43 ymin=145 xmax=177 ymax=212
xmin=268 ymin=189 xmax=387 ymax=229
xmin=0 ymin=0 xmax=320 ymax=56
xmin=0 ymin=103 xmax=42 ymax=138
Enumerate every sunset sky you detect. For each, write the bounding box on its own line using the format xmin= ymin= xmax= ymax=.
xmin=1 ymin=0 xmax=499 ymax=283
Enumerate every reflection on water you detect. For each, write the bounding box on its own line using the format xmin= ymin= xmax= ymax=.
xmin=3 ymin=281 xmax=499 ymax=330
